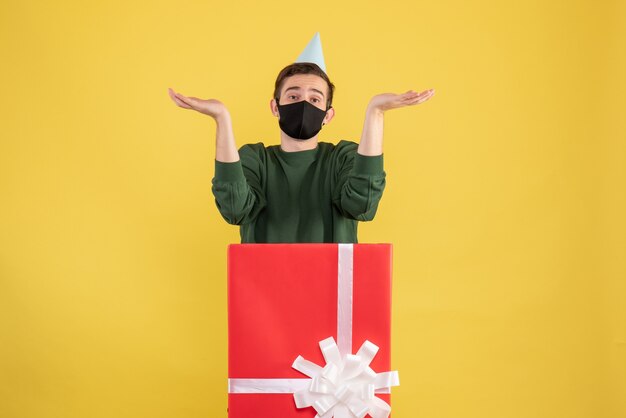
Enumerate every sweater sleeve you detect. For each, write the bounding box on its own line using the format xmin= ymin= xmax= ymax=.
xmin=332 ymin=140 xmax=386 ymax=221
xmin=211 ymin=144 xmax=266 ymax=225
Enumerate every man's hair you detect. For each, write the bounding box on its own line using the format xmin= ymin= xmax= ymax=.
xmin=273 ymin=62 xmax=335 ymax=109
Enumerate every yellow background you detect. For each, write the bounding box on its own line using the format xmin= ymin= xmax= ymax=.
xmin=1 ymin=0 xmax=624 ymax=417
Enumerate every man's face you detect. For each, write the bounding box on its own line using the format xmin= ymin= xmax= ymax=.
xmin=277 ymin=74 xmax=330 ymax=111
xmin=270 ymin=73 xmax=335 ymax=132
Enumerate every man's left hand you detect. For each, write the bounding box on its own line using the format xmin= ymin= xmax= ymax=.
xmin=368 ymin=89 xmax=435 ymax=113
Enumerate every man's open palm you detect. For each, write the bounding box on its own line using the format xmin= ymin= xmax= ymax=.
xmin=168 ymin=88 xmax=228 ymax=119
xmin=369 ymin=89 xmax=435 ymax=112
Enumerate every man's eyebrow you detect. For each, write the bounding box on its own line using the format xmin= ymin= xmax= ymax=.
xmin=310 ymin=88 xmax=326 ymax=98
xmin=284 ymin=86 xmax=302 ymax=94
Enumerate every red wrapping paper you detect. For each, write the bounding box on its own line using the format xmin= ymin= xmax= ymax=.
xmin=227 ymin=243 xmax=393 ymax=417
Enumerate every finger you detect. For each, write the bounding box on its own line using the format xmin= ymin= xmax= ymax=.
xmin=398 ymin=94 xmax=418 ymax=104
xmin=405 ymin=91 xmax=434 ymax=105
xmin=415 ymin=89 xmax=434 ymax=100
xmin=402 ymin=90 xmax=420 ymax=99
xmin=174 ymin=92 xmax=195 ymax=106
xmin=173 ymin=91 xmax=188 ymax=101
xmin=178 ymin=93 xmax=200 ymax=107
xmin=168 ymin=87 xmax=178 ymax=101
xmin=168 ymin=88 xmax=181 ymax=103
xmin=170 ymin=92 xmax=193 ymax=109
xmin=168 ymin=88 xmax=189 ymax=102
xmin=406 ymin=89 xmax=433 ymax=99
xmin=408 ymin=93 xmax=434 ymax=105
xmin=172 ymin=95 xmax=193 ymax=109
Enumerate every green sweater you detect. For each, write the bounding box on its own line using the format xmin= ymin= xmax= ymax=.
xmin=211 ymin=140 xmax=386 ymax=243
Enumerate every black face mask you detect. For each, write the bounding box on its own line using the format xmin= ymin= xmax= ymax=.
xmin=276 ymin=99 xmax=330 ymax=140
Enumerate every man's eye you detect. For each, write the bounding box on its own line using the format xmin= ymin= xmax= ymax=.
xmin=312 ymin=98 xmax=320 ymax=103
xmin=288 ymin=95 xmax=298 ymax=100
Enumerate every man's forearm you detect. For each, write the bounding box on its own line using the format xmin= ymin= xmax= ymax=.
xmin=215 ymin=112 xmax=240 ymax=162
xmin=358 ymin=104 xmax=384 ymax=156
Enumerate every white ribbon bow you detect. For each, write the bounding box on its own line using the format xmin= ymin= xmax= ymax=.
xmin=292 ymin=336 xmax=400 ymax=418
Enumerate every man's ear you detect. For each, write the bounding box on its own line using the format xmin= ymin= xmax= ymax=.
xmin=270 ymin=98 xmax=279 ymax=117
xmin=322 ymin=107 xmax=335 ymax=125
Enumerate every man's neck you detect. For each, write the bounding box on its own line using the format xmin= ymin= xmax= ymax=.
xmin=280 ymin=133 xmax=319 ymax=152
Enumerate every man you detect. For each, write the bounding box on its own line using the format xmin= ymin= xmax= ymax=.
xmin=168 ymin=35 xmax=434 ymax=243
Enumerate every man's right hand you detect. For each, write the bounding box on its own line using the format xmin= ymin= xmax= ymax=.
xmin=168 ymin=87 xmax=239 ymax=162
xmin=168 ymin=87 xmax=228 ymax=120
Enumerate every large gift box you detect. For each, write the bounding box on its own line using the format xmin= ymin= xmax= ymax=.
xmin=227 ymin=243 xmax=399 ymax=418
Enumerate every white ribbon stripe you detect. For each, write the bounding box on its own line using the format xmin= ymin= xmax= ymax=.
xmin=337 ymin=243 xmax=354 ymax=356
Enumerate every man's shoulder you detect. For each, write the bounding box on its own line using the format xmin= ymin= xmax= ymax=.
xmin=239 ymin=141 xmax=267 ymax=152
xmin=238 ymin=142 xmax=269 ymax=159
xmin=318 ymin=140 xmax=359 ymax=162
xmin=319 ymin=140 xmax=358 ymax=152
xmin=236 ymin=143 xmax=270 ymax=172
xmin=319 ymin=140 xmax=357 ymax=147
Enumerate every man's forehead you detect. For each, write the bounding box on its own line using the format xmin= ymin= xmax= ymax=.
xmin=282 ymin=75 xmax=328 ymax=96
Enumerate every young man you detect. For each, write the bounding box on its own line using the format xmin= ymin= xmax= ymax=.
xmin=168 ymin=38 xmax=434 ymax=243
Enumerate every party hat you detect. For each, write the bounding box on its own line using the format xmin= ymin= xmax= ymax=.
xmin=295 ymin=32 xmax=327 ymax=74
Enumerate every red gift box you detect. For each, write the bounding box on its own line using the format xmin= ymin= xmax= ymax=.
xmin=227 ymin=243 xmax=397 ymax=418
